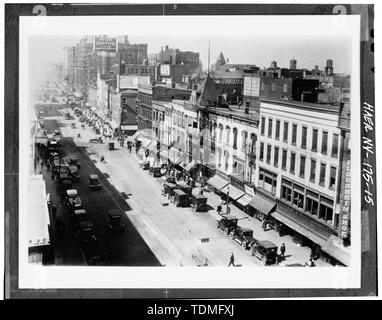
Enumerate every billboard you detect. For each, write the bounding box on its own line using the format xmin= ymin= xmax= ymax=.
xmin=94 ymin=36 xmax=117 ymax=52
xmin=160 ymin=64 xmax=170 ymax=76
xmin=244 ymin=76 xmax=260 ymax=97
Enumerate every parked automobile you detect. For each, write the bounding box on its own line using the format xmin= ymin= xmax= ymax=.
xmin=139 ymin=159 xmax=150 ymax=170
xmin=77 ymin=220 xmax=97 ymax=244
xmin=73 ymin=209 xmax=87 ymax=229
xmin=83 ymin=237 xmax=102 ymax=265
xmin=88 ymin=174 xmax=102 ymax=190
xmin=229 ymin=227 xmax=257 ymax=249
xmin=107 ymin=209 xmax=125 ymax=232
xmin=216 ymin=214 xmax=238 ymax=235
xmin=171 ymin=189 xmax=189 ymax=207
xmin=251 ymin=240 xmax=278 ymax=265
xmin=69 ymin=165 xmax=80 ymax=182
xmin=68 ymin=157 xmax=80 ymax=169
xmin=190 ymin=194 xmax=208 ymax=212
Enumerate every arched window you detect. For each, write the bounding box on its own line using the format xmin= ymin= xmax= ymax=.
xmin=219 ymin=124 xmax=224 ymax=142
xmin=250 ymin=133 xmax=257 ymax=153
xmin=233 ymin=128 xmax=238 ymax=150
xmin=226 ymin=126 xmax=230 ymax=145
xmin=242 ymin=130 xmax=247 ymax=151
xmin=225 ymin=151 xmax=230 ymax=171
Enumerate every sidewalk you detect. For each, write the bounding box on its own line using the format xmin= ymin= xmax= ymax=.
xmin=65 ymin=113 xmax=331 ymax=267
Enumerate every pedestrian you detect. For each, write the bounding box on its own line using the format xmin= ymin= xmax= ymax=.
xmin=46 ymin=162 xmax=50 ymax=172
xmin=217 ymin=204 xmax=222 ymax=215
xmin=199 ymin=188 xmax=204 ymax=196
xmin=262 ymin=219 xmax=268 ymax=231
xmin=280 ymin=243 xmax=286 ymax=258
xmin=226 ymin=206 xmax=231 ymax=215
xmin=228 ymin=252 xmax=235 ymax=267
xmin=306 ymin=258 xmax=315 ymax=267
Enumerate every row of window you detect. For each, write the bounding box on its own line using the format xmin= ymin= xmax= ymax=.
xmin=259 ymin=143 xmax=337 ymax=189
xmin=260 ymin=117 xmax=339 ymax=158
xmin=217 ymin=124 xmax=257 ymax=152
xmin=280 ymin=178 xmax=334 ymax=224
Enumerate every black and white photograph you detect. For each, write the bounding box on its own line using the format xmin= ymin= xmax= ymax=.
xmin=3 ymin=1 xmax=378 ymax=299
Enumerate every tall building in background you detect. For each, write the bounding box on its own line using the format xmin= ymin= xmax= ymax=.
xmin=73 ymin=37 xmax=93 ymax=95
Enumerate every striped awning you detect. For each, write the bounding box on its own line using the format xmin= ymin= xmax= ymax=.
xmin=236 ymin=194 xmax=253 ymax=207
xmin=207 ymin=175 xmax=229 ymax=190
xmin=220 ymin=185 xmax=245 ymax=201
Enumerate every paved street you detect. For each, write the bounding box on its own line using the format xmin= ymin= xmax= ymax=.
xmin=62 ymin=108 xmax=331 ymax=267
xmin=37 ymin=104 xmax=161 ymax=266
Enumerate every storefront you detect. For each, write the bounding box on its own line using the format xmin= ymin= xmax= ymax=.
xmin=320 ymin=235 xmax=350 ymax=266
xmin=220 ymin=184 xmax=246 ymax=202
xmin=270 ymin=203 xmax=331 ymax=249
xmin=207 ymin=173 xmax=229 ymax=192
xmin=247 ymin=193 xmax=276 ymax=221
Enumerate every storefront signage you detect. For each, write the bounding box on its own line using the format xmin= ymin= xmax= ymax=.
xmin=244 ymin=76 xmax=260 ymax=97
xmin=244 ymin=185 xmax=255 ymax=197
xmin=339 ymin=159 xmax=351 ymax=239
xmin=94 ymin=36 xmax=117 ymax=52
xmin=212 ymin=78 xmax=243 ymax=85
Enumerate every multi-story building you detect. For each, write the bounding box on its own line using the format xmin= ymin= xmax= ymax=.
xmin=136 ymin=83 xmax=192 ymax=131
xmin=254 ymin=98 xmax=349 ymax=264
xmin=73 ymin=37 xmax=94 ymax=96
xmin=64 ymin=46 xmax=76 ymax=90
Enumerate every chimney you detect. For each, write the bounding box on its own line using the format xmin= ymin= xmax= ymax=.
xmin=244 ymin=101 xmax=249 ymax=114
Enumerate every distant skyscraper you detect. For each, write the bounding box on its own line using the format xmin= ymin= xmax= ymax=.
xmin=290 ymin=58 xmax=297 ymax=69
xmin=325 ymin=59 xmax=334 ymax=75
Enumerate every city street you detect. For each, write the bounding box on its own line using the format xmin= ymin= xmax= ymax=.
xmin=37 ymin=104 xmax=160 ymax=266
xmin=60 ymin=107 xmax=330 ymax=267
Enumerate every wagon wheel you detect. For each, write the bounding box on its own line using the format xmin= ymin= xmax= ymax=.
xmin=229 ymin=231 xmax=235 ymax=240
xmin=241 ymin=241 xmax=247 ymax=249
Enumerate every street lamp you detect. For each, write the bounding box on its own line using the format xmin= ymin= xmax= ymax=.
xmin=226 ymin=184 xmax=230 ymax=214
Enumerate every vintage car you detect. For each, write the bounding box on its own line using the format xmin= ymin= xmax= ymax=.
xmin=56 ymin=175 xmax=73 ymax=195
xmin=216 ymin=214 xmax=238 ymax=235
xmin=69 ymin=165 xmax=80 ymax=181
xmin=251 ymin=240 xmax=278 ymax=265
xmin=176 ymin=182 xmax=192 ymax=195
xmin=149 ymin=166 xmax=162 ymax=177
xmin=73 ymin=209 xmax=87 ymax=229
xmin=77 ymin=220 xmax=97 ymax=244
xmin=190 ymin=194 xmax=208 ymax=212
xmin=229 ymin=227 xmax=257 ymax=249
xmin=107 ymin=209 xmax=125 ymax=232
xmin=88 ymin=174 xmax=102 ymax=190
xmin=161 ymin=175 xmax=176 ymax=184
xmin=68 ymin=157 xmax=80 ymax=169
xmin=83 ymin=237 xmax=102 ymax=265
xmin=171 ymin=189 xmax=189 ymax=207
xmin=139 ymin=159 xmax=150 ymax=170
xmin=163 ymin=183 xmax=178 ymax=199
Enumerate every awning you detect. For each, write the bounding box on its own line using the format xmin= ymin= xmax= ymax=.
xmin=207 ymin=175 xmax=229 ymax=190
xmin=321 ymin=235 xmax=351 ymax=266
xmin=169 ymin=151 xmax=187 ymax=165
xmin=237 ymin=194 xmax=253 ymax=207
xmin=185 ymin=160 xmax=197 ymax=172
xmin=248 ymin=194 xmax=276 ymax=216
xmin=271 ymin=211 xmax=328 ymax=247
xmin=160 ymin=149 xmax=169 ymax=160
xmin=220 ymin=185 xmax=245 ymax=201
xmin=130 ymin=131 xmax=140 ymax=140
xmin=140 ymin=138 xmax=153 ymax=148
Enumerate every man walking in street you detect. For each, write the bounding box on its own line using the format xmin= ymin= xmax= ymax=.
xmin=217 ymin=204 xmax=222 ymax=215
xmin=280 ymin=243 xmax=286 ymax=258
xmin=228 ymin=252 xmax=235 ymax=267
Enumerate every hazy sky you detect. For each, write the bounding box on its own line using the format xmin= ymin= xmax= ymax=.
xmin=29 ymin=33 xmax=352 ymax=85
